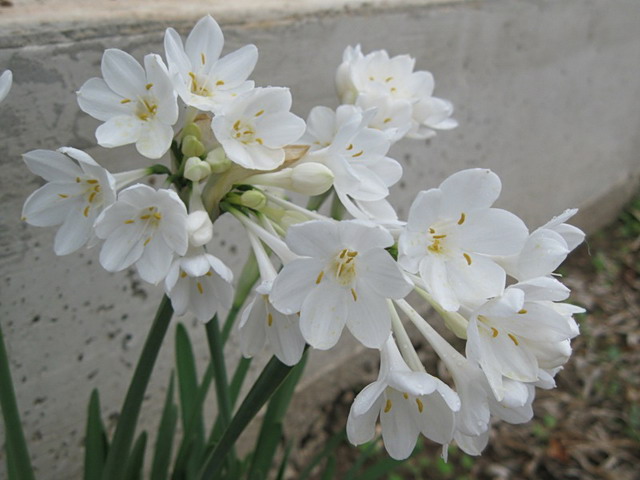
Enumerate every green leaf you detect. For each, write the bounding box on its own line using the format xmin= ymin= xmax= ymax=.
xmin=0 ymin=322 xmax=36 ymax=480
xmin=274 ymin=442 xmax=293 ymax=480
xmin=84 ymin=389 xmax=109 ymax=480
xmin=101 ymin=295 xmax=174 ymax=480
xmin=197 ymin=356 xmax=296 ymax=480
xmin=298 ymin=431 xmax=346 ymax=480
xmin=358 ymin=456 xmax=403 ymax=480
xmin=175 ymin=324 xmax=204 ymax=437
xmin=151 ymin=374 xmax=178 ymax=480
xmin=320 ymin=456 xmax=337 ymax=480
xmin=344 ymin=439 xmax=380 ymax=480
xmin=123 ymin=432 xmax=148 ymax=480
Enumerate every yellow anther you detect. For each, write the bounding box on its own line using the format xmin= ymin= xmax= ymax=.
xmin=83 ymin=206 xmax=90 ymax=217
xmin=58 ymin=194 xmax=68 ymax=198
xmin=347 ymin=251 xmax=358 ymax=257
xmin=351 ymin=288 xmax=358 ymax=302
xmin=458 ymin=212 xmax=466 ymax=225
xmin=233 ymin=120 xmax=241 ymax=131
xmin=337 ymin=263 xmax=345 ymax=276
xmin=206 ymin=271 xmax=212 ymax=277
xmin=153 ymin=212 xmax=162 ymax=220
xmin=428 ymin=239 xmax=443 ymax=253
xmin=88 ymin=192 xmax=97 ymax=203
xmin=140 ymin=214 xmax=151 ymax=220
xmin=188 ymin=72 xmax=196 ymax=81
xmin=403 ymin=392 xmax=409 ymax=400
xmin=95 ymin=185 xmax=101 ymax=192
xmin=339 ymin=249 xmax=347 ymax=258
xmin=255 ymin=138 xmax=263 ymax=145
xmin=390 ymin=87 xmax=397 ymax=93
xmin=518 ymin=309 xmax=528 ymax=314
xmin=255 ymin=109 xmax=265 ymax=117
xmin=144 ymin=237 xmax=151 ymax=246
xmin=351 ymin=150 xmax=364 ymax=158
xmin=76 ymin=177 xmax=81 ymax=183
xmin=197 ymin=282 xmax=204 ymax=294
xmin=491 ymin=327 xmax=499 ymax=338
xmin=346 ymin=144 xmax=354 ymax=151
xmin=429 ymin=228 xmax=435 ymax=234
xmin=508 ymin=333 xmax=519 ymax=346
xmin=180 ymin=271 xmax=187 ymax=278
xmin=315 ymin=270 xmax=324 ymax=284
xmin=369 ymin=76 xmax=375 ymax=81
xmin=463 ymin=253 xmax=472 ymax=265
xmin=383 ymin=118 xmax=392 ymax=124
xmin=120 ymin=98 xmax=131 ymax=104
xmin=200 ymin=52 xmax=206 ymax=64
xmin=216 ymin=80 xmax=225 ymax=86
xmin=87 ymin=179 xmax=98 ymax=184
xmin=124 ymin=219 xmax=135 ymax=224
xmin=433 ymin=234 xmax=447 ymax=239
xmin=267 ymin=313 xmax=273 ymax=327
xmin=384 ymin=399 xmax=393 ymax=413
xmin=416 ymin=398 xmax=424 ymax=413
xmin=385 ymin=76 xmax=393 ymax=83
xmin=145 ymin=83 xmax=153 ymax=90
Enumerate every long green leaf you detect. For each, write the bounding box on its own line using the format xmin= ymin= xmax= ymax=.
xmin=123 ymin=432 xmax=148 ymax=480
xmin=84 ymin=389 xmax=108 ymax=480
xmin=197 ymin=356 xmax=295 ymax=480
xmin=320 ymin=456 xmax=337 ymax=480
xmin=344 ymin=438 xmax=380 ymax=480
xmin=298 ymin=431 xmax=346 ymax=480
xmin=0 ymin=322 xmax=36 ymax=480
xmin=175 ymin=324 xmax=203 ymax=437
xmin=101 ymin=295 xmax=174 ymax=480
xmin=274 ymin=442 xmax=293 ymax=480
xmin=247 ymin=352 xmax=308 ymax=478
xmin=222 ymin=253 xmax=259 ymax=343
xmin=358 ymin=456 xmax=403 ymax=480
xmin=151 ymin=374 xmax=178 ymax=480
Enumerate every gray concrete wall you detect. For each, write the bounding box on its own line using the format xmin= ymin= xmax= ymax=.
xmin=1 ymin=0 xmax=640 ymax=477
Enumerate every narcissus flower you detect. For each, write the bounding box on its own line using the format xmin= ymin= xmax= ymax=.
xmin=270 ymin=220 xmax=412 ymax=350
xmin=22 ymin=147 xmax=116 ymax=255
xmin=77 ymin=50 xmax=178 ymax=159
xmin=94 ymin=184 xmax=188 ymax=284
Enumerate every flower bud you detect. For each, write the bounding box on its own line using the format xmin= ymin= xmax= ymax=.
xmin=181 ymin=135 xmax=205 ymax=158
xmin=186 ymin=210 xmax=213 ymax=246
xmin=182 ymin=122 xmax=202 ymax=140
xmin=184 ymin=156 xmax=212 ymax=182
xmin=280 ymin=210 xmax=309 ymax=229
xmin=290 ymin=162 xmax=334 ymax=195
xmin=206 ymin=147 xmax=232 ymax=173
xmin=240 ymin=190 xmax=267 ymax=210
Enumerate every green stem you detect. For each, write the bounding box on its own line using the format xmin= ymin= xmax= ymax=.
xmin=101 ymin=295 xmax=174 ymax=480
xmin=0 ymin=323 xmax=36 ymax=480
xmin=205 ymin=317 xmax=232 ymax=430
xmin=197 ymin=356 xmax=295 ymax=480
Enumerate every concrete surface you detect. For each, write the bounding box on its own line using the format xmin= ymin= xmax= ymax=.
xmin=1 ymin=0 xmax=640 ymax=477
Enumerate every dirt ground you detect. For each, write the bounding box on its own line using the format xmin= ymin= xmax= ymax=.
xmin=295 ymin=193 xmax=640 ymax=480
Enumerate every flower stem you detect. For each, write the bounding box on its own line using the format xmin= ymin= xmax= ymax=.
xmin=0 ymin=323 xmax=35 ymax=480
xmin=101 ymin=295 xmax=174 ymax=480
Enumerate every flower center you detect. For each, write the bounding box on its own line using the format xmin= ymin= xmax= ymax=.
xmin=330 ymin=248 xmax=358 ymax=286
xmin=232 ymin=119 xmax=263 ymax=145
xmin=135 ymin=97 xmax=158 ymax=121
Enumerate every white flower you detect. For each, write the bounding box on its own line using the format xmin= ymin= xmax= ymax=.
xmin=398 ymin=168 xmax=529 ymax=311
xmin=0 ymin=70 xmax=12 ymax=103
xmin=465 ymin=286 xmax=579 ymax=400
xmin=347 ymin=337 xmax=459 ymax=459
xmin=270 ymin=220 xmax=412 ymax=350
xmin=335 ymin=45 xmax=457 ymax=140
xmin=95 ymin=184 xmax=188 ymax=284
xmin=238 ymin=281 xmax=306 ymax=366
xmin=243 ymin=162 xmax=334 ymax=196
xmin=300 ymin=105 xmax=402 ymax=222
xmin=164 ymin=15 xmax=258 ymax=113
xmin=77 ymin=49 xmax=178 ymax=159
xmin=165 ymin=247 xmax=233 ymax=322
xmin=212 ymin=87 xmax=306 ymax=170
xmin=22 ymin=147 xmax=116 ymax=255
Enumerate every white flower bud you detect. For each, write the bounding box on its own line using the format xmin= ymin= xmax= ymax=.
xmin=206 ymin=147 xmax=232 ymax=173
xmin=280 ymin=210 xmax=309 ymax=229
xmin=184 ymin=156 xmax=212 ymax=182
xmin=187 ymin=210 xmax=213 ymax=246
xmin=290 ymin=162 xmax=334 ymax=195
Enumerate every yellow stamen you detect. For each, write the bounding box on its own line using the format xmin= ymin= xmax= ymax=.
xmin=384 ymin=399 xmax=392 ymax=413
xmin=255 ymin=109 xmax=265 ymax=117
xmin=416 ymin=398 xmax=424 ymax=413
xmin=369 ymin=76 xmax=375 ymax=81
xmin=144 ymin=237 xmax=151 ymax=246
xmin=429 ymin=228 xmax=435 ymax=234
xmin=315 ymin=270 xmax=324 ymax=284
xmin=351 ymin=288 xmax=358 ymax=302
xmin=200 ymin=52 xmax=206 ymax=64
xmin=124 ymin=219 xmax=135 ymax=224
xmin=255 ymin=138 xmax=263 ymax=145
xmin=87 ymin=179 xmax=98 ymax=184
xmin=351 ymin=150 xmax=364 ymax=158
xmin=508 ymin=333 xmax=519 ymax=346
xmin=267 ymin=313 xmax=273 ymax=327
xmin=347 ymin=251 xmax=358 ymax=257
xmin=339 ymin=249 xmax=347 ymax=258
xmin=390 ymin=87 xmax=397 ymax=93
xmin=83 ymin=206 xmax=90 ymax=217
xmin=233 ymin=120 xmax=241 ymax=131
xmin=58 ymin=194 xmax=68 ymax=198
xmin=518 ymin=309 xmax=528 ymax=314
xmin=153 ymin=212 xmax=162 ymax=220
xmin=491 ymin=327 xmax=499 ymax=338
xmin=120 ymin=98 xmax=131 ymax=104
xmin=463 ymin=253 xmax=472 ymax=265
xmin=433 ymin=234 xmax=447 ymax=239
xmin=206 ymin=271 xmax=212 ymax=277
xmin=385 ymin=76 xmax=393 ymax=83
xmin=197 ymin=282 xmax=204 ymax=294
xmin=145 ymin=83 xmax=153 ymax=90
xmin=346 ymin=144 xmax=353 ymax=151
xmin=216 ymin=80 xmax=225 ymax=86
xmin=458 ymin=212 xmax=466 ymax=225
xmin=180 ymin=271 xmax=187 ymax=278
xmin=88 ymin=192 xmax=97 ymax=203
xmin=403 ymin=392 xmax=409 ymax=399
xmin=140 ymin=214 xmax=151 ymax=220
xmin=383 ymin=117 xmax=392 ymax=124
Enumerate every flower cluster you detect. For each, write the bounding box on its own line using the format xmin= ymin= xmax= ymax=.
xmin=21 ymin=15 xmax=583 ymax=460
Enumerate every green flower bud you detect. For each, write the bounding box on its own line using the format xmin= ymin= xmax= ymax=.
xmin=182 ymin=122 xmax=202 ymax=140
xmin=240 ymin=190 xmax=267 ymax=210
xmin=184 ymin=156 xmax=212 ymax=182
xmin=206 ymin=147 xmax=232 ymax=173
xmin=181 ymin=135 xmax=205 ymax=158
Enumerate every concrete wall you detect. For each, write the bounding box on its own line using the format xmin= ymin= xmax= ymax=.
xmin=1 ymin=0 xmax=640 ymax=477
